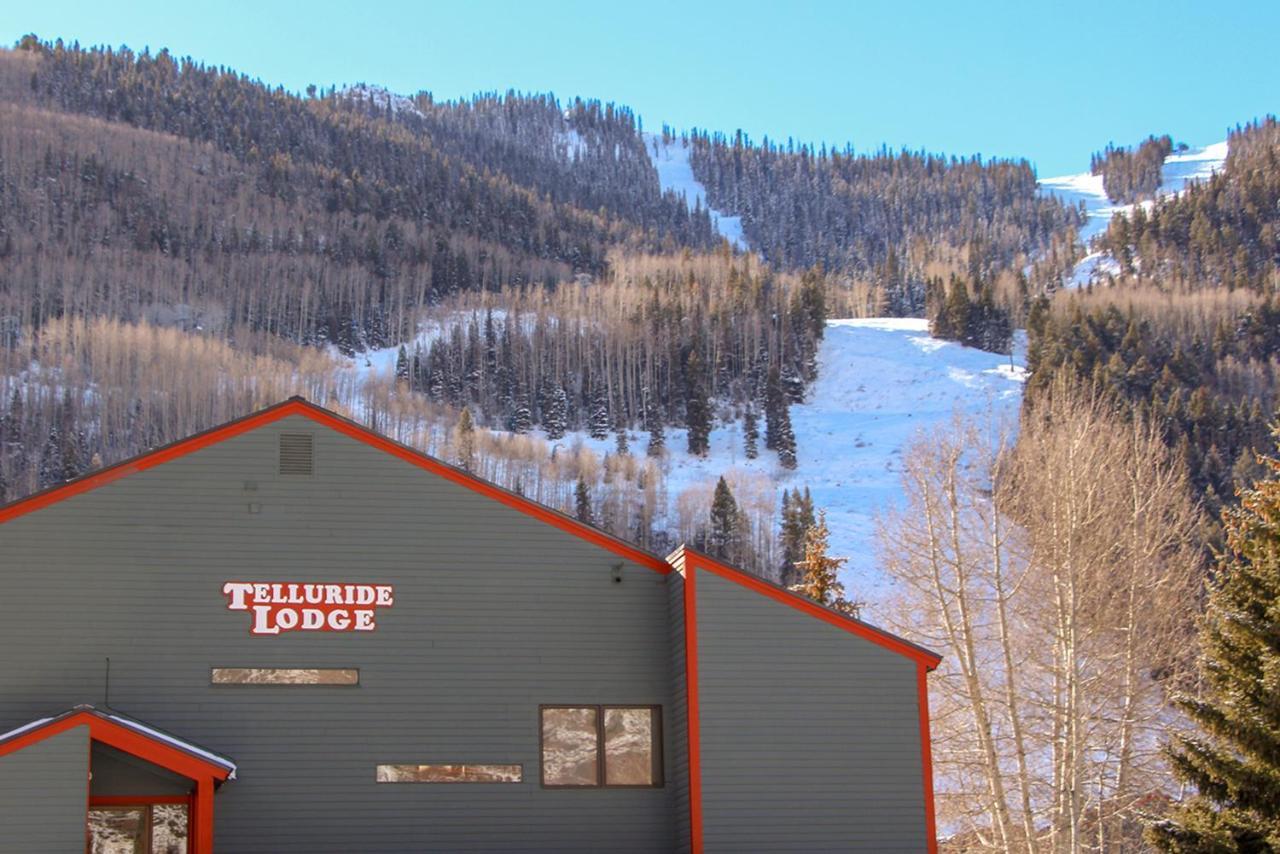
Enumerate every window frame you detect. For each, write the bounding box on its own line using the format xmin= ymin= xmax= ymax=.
xmin=210 ymin=667 xmax=360 ymax=686
xmin=538 ymin=704 xmax=663 ymax=789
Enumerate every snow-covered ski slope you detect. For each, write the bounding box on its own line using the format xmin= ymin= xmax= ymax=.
xmin=644 ymin=133 xmax=747 ymax=249
xmin=653 ymin=319 xmax=1025 ymax=599
xmin=349 ymin=318 xmax=1025 ymax=603
xmin=1038 ymin=141 xmax=1227 ymax=287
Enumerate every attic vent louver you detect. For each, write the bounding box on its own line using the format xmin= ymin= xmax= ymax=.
xmin=278 ymin=433 xmax=314 ymax=476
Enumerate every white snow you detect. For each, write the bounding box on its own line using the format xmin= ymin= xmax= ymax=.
xmin=555 ymin=127 xmax=588 ymax=162
xmin=346 ymin=317 xmax=1023 ymax=607
xmin=644 ymin=133 xmax=747 ymax=249
xmin=1039 ymin=140 xmax=1227 ymax=288
xmin=340 ymin=84 xmax=424 ymax=118
xmin=517 ymin=318 xmax=1023 ymax=603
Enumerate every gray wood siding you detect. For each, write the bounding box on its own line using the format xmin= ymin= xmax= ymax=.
xmin=693 ymin=569 xmax=928 ymax=852
xmin=666 ymin=569 xmax=691 ymax=853
xmin=0 ymin=725 xmax=88 ymax=852
xmin=0 ymin=416 xmax=675 ymax=852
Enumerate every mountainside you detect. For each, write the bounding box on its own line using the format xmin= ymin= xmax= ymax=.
xmin=1 ymin=34 xmax=1277 ymax=596
xmin=1039 ymin=139 xmax=1229 ymax=288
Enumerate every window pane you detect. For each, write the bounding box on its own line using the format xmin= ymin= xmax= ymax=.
xmin=541 ymin=707 xmax=598 ymax=786
xmin=87 ymin=807 xmax=146 ymax=854
xmin=376 ymin=763 xmax=522 ymax=783
xmin=211 ymin=668 xmax=358 ymax=685
xmin=605 ymin=707 xmax=656 ymax=785
xmin=151 ymin=804 xmax=189 ymax=853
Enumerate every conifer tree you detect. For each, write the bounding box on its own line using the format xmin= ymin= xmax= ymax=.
xmin=1147 ymin=440 xmax=1280 ymax=852
xmin=685 ymin=349 xmax=712 ymax=457
xmin=507 ymin=393 xmax=532 ymax=434
xmin=575 ymin=476 xmax=593 ymax=525
xmin=544 ymin=386 xmax=568 ymax=441
xmin=789 ymin=510 xmax=859 ymax=617
xmin=614 ymin=426 xmax=630 ymax=456
xmin=765 ymin=365 xmax=785 ymax=451
xmin=454 ymin=407 xmax=475 ymax=472
xmin=779 ymin=487 xmax=816 ymax=585
xmin=743 ymin=407 xmax=759 ymax=459
xmin=708 ymin=476 xmax=739 ymax=560
xmin=589 ymin=386 xmax=611 ymax=440
xmin=395 ymin=345 xmax=410 ymax=384
xmin=645 ymin=394 xmax=666 ymax=458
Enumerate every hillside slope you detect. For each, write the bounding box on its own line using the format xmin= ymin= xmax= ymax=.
xmin=1038 ymin=140 xmax=1228 ymax=288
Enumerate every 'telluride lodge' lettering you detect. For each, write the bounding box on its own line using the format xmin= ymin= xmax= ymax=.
xmin=222 ymin=582 xmax=395 ymax=635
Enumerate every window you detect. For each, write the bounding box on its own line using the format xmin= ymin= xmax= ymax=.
xmin=88 ymin=803 xmax=187 ymax=853
xmin=376 ymin=764 xmax=522 ymax=783
xmin=211 ymin=668 xmax=358 ymax=685
xmin=540 ymin=705 xmax=662 ymax=788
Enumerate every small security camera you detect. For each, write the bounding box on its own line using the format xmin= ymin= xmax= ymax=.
xmin=611 ymin=564 xmax=624 ymax=584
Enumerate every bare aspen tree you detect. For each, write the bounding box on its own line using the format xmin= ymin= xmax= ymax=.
xmin=878 ymin=383 xmax=1202 ymax=853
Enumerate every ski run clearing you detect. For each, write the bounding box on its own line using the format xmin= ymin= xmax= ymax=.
xmin=1038 ymin=140 xmax=1228 ymax=288
xmin=644 ymin=133 xmax=747 ymax=250
xmin=348 ymin=318 xmax=1026 ymax=610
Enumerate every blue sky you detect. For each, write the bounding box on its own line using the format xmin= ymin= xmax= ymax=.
xmin=6 ymin=0 xmax=1277 ymax=176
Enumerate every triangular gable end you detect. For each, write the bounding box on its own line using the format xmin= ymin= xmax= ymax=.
xmin=0 ymin=706 xmax=234 ymax=783
xmin=671 ymin=545 xmax=941 ymax=670
xmin=0 ymin=397 xmax=670 ymax=574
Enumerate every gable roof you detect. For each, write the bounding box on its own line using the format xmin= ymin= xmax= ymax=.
xmin=670 ymin=545 xmax=942 ymax=670
xmin=0 ymin=704 xmax=235 ymax=782
xmin=0 ymin=397 xmax=938 ymax=669
xmin=0 ymin=397 xmax=670 ymax=574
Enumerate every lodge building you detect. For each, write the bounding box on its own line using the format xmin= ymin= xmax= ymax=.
xmin=0 ymin=398 xmax=940 ymax=853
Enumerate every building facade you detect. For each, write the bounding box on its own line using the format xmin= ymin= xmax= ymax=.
xmin=0 ymin=398 xmax=939 ymax=853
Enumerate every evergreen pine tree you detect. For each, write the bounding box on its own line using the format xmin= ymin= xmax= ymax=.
xmin=790 ymin=510 xmax=859 ymax=617
xmin=708 ymin=476 xmax=739 ymax=561
xmin=395 ymin=345 xmax=410 ymax=384
xmin=507 ymin=392 xmax=532 ymax=434
xmin=614 ymin=426 xmax=630 ymax=456
xmin=779 ymin=487 xmax=816 ymax=585
xmin=575 ymin=477 xmax=593 ymax=525
xmin=775 ymin=403 xmax=798 ymax=470
xmin=743 ymin=407 xmax=759 ymax=459
xmin=765 ymin=365 xmax=784 ymax=451
xmin=544 ymin=387 xmax=569 ymax=441
xmin=454 ymin=407 xmax=475 ymax=472
xmin=589 ymin=386 xmax=611 ymax=440
xmin=644 ymin=393 xmax=666 ymax=458
xmin=1147 ymin=440 xmax=1280 ymax=852
xmin=685 ymin=349 xmax=712 ymax=457
xmin=944 ymin=275 xmax=972 ymax=344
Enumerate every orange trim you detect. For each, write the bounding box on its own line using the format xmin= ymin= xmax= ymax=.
xmin=0 ymin=400 xmax=301 ymax=526
xmin=196 ymin=777 xmax=215 ymax=854
xmin=684 ymin=550 xmax=942 ymax=669
xmin=918 ymin=663 xmax=939 ymax=854
xmin=682 ymin=560 xmax=704 ymax=854
xmin=0 ymin=712 xmax=231 ymax=782
xmin=0 ymin=398 xmax=671 ymax=575
xmin=298 ymin=404 xmax=671 ymax=574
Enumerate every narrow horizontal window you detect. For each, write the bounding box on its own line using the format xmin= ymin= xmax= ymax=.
xmin=211 ymin=668 xmax=358 ymax=685
xmin=376 ymin=764 xmax=522 ymax=783
xmin=540 ymin=705 xmax=662 ymax=788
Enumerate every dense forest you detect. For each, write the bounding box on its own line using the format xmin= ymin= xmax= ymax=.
xmin=1097 ymin=119 xmax=1280 ymax=292
xmin=1091 ymin=134 xmax=1175 ymax=203
xmin=1030 ymin=118 xmax=1280 ymax=521
xmin=684 ymin=127 xmax=1083 ymax=312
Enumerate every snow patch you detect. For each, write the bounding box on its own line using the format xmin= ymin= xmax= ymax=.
xmin=340 ymin=84 xmax=424 ymax=118
xmin=1039 ymin=140 xmax=1227 ymax=288
xmin=644 ymin=133 xmax=747 ymax=249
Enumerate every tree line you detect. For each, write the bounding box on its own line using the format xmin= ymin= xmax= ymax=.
xmin=1091 ymin=134 xmax=1174 ymax=204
